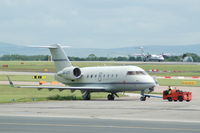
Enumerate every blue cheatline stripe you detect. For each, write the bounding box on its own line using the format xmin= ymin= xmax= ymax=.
xmin=53 ymin=59 xmax=68 ymax=61
xmin=66 ymin=82 xmax=155 ymax=85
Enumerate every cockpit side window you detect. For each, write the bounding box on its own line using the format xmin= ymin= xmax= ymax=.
xmin=127 ymin=71 xmax=146 ymax=75
xmin=127 ymin=71 xmax=136 ymax=75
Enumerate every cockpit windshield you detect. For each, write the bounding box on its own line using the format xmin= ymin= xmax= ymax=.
xmin=127 ymin=71 xmax=147 ymax=75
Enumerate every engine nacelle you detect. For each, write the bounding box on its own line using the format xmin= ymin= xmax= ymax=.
xmin=57 ymin=67 xmax=82 ymax=80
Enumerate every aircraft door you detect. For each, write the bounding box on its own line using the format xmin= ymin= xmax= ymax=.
xmin=98 ymin=72 xmax=103 ymax=82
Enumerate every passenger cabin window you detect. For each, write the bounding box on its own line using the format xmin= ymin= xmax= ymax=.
xmin=127 ymin=71 xmax=146 ymax=75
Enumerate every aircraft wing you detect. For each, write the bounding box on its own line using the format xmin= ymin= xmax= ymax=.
xmin=7 ymin=76 xmax=107 ymax=91
xmin=14 ymin=85 xmax=107 ymax=91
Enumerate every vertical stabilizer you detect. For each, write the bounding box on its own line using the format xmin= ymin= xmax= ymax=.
xmin=48 ymin=44 xmax=72 ymax=72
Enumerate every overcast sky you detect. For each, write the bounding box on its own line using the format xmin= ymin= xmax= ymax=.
xmin=0 ymin=0 xmax=200 ymax=48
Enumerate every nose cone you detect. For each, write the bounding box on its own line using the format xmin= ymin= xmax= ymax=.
xmin=147 ymin=75 xmax=157 ymax=87
xmin=135 ymin=75 xmax=157 ymax=88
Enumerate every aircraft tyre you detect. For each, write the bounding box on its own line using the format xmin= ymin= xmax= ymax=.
xmin=167 ymin=97 xmax=172 ymax=102
xmin=140 ymin=96 xmax=146 ymax=101
xmin=178 ymin=96 xmax=183 ymax=102
xmin=107 ymin=94 xmax=115 ymax=100
xmin=140 ymin=90 xmax=146 ymax=101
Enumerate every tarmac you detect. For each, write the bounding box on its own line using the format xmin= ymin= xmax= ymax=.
xmin=0 ymin=93 xmax=199 ymax=122
xmin=0 ymin=116 xmax=200 ymax=133
xmin=0 ymin=84 xmax=200 ymax=133
xmin=0 ymin=95 xmax=200 ymax=133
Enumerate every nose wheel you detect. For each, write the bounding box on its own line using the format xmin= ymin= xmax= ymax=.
xmin=140 ymin=90 xmax=149 ymax=101
xmin=140 ymin=96 xmax=146 ymax=101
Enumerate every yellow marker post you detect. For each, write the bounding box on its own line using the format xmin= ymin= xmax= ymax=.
xmin=182 ymin=81 xmax=197 ymax=85
xmin=32 ymin=75 xmax=47 ymax=79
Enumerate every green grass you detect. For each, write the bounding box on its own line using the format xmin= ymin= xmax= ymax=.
xmin=151 ymin=72 xmax=200 ymax=77
xmin=1 ymin=61 xmax=200 ymax=76
xmin=0 ymin=61 xmax=200 ymax=103
xmin=137 ymin=64 xmax=200 ymax=72
xmin=0 ymin=75 xmax=54 ymax=82
xmin=0 ymin=61 xmax=55 ymax=72
xmin=0 ymin=85 xmax=109 ymax=103
xmin=0 ymin=61 xmax=117 ymax=72
xmin=157 ymin=79 xmax=200 ymax=87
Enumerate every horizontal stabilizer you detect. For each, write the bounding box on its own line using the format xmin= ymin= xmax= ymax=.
xmin=28 ymin=43 xmax=72 ymax=72
xmin=28 ymin=44 xmax=71 ymax=48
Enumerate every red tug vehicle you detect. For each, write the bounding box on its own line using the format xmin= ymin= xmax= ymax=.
xmin=163 ymin=88 xmax=192 ymax=102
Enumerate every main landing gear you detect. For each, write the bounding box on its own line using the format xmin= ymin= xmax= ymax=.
xmin=82 ymin=91 xmax=91 ymax=100
xmin=107 ymin=93 xmax=119 ymax=100
xmin=82 ymin=91 xmax=119 ymax=101
xmin=107 ymin=94 xmax=115 ymax=100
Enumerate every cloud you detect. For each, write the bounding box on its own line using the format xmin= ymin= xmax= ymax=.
xmin=0 ymin=0 xmax=200 ymax=48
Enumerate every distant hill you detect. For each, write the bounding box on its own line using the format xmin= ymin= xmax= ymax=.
xmin=0 ymin=42 xmax=199 ymax=57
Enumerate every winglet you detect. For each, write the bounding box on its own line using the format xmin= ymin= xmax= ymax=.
xmin=7 ymin=76 xmax=16 ymax=88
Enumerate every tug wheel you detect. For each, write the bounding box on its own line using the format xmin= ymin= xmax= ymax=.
xmin=178 ymin=96 xmax=183 ymax=102
xmin=167 ymin=97 xmax=172 ymax=102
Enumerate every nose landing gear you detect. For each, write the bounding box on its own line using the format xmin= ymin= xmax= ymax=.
xmin=140 ymin=90 xmax=150 ymax=101
xmin=140 ymin=96 xmax=147 ymax=101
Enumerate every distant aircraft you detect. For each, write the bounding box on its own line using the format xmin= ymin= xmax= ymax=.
xmin=8 ymin=44 xmax=157 ymax=101
xmin=134 ymin=47 xmax=165 ymax=62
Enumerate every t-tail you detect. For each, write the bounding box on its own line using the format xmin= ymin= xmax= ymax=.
xmin=48 ymin=44 xmax=72 ymax=72
xmin=33 ymin=44 xmax=72 ymax=72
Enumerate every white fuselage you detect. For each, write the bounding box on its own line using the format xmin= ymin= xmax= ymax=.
xmin=146 ymin=54 xmax=164 ymax=61
xmin=55 ymin=66 xmax=156 ymax=93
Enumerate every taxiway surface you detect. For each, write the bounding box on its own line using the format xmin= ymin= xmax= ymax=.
xmin=0 ymin=97 xmax=200 ymax=122
xmin=0 ymin=116 xmax=199 ymax=133
xmin=0 ymin=90 xmax=200 ymax=133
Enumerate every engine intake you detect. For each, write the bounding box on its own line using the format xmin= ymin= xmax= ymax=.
xmin=57 ymin=67 xmax=82 ymax=80
xmin=73 ymin=67 xmax=81 ymax=77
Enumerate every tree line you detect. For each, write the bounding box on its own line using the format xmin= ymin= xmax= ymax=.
xmin=0 ymin=53 xmax=200 ymax=62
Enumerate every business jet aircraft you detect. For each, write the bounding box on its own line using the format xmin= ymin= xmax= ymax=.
xmin=8 ymin=44 xmax=157 ymax=101
xmin=135 ymin=47 xmax=165 ymax=62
